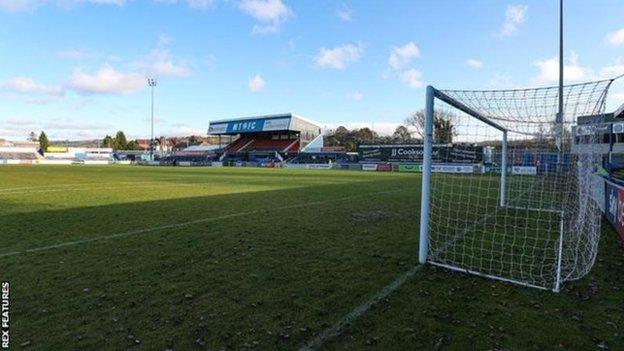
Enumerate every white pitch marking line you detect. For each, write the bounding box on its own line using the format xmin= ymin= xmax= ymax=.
xmin=0 ymin=188 xmax=405 ymax=259
xmin=299 ymin=265 xmax=424 ymax=351
xmin=0 ymin=182 xmax=94 ymax=193
xmin=0 ymin=181 xmax=166 ymax=195
xmin=0 ymin=181 xmax=227 ymax=196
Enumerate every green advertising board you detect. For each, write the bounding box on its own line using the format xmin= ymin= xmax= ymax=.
xmin=397 ymin=164 xmax=422 ymax=173
xmin=484 ymin=165 xmax=502 ymax=174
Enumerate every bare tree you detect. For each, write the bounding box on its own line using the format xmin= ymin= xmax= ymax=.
xmin=404 ymin=109 xmax=458 ymax=144
xmin=392 ymin=125 xmax=412 ymax=143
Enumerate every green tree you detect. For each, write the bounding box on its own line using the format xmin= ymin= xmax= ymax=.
xmin=28 ymin=131 xmax=37 ymax=142
xmin=38 ymin=131 xmax=50 ymax=151
xmin=323 ymin=126 xmax=348 ymax=148
xmin=355 ymin=128 xmax=376 ymax=144
xmin=188 ymin=135 xmax=200 ymax=146
xmin=102 ymin=135 xmax=114 ymax=148
xmin=114 ymin=131 xmax=128 ymax=150
xmin=323 ymin=126 xmax=382 ymax=152
xmin=126 ymin=140 xmax=140 ymax=150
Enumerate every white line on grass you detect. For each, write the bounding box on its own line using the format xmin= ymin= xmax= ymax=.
xmin=0 ymin=188 xmax=406 ymax=259
xmin=0 ymin=179 xmax=227 ymax=195
xmin=0 ymin=181 xmax=200 ymax=195
xmin=0 ymin=182 xmax=94 ymax=193
xmin=299 ymin=265 xmax=424 ymax=351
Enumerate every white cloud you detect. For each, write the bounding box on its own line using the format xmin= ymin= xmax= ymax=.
xmin=4 ymin=118 xmax=37 ymax=126
xmin=606 ymin=28 xmax=624 ymax=46
xmin=401 ymin=68 xmax=423 ymax=89
xmin=0 ymin=121 xmax=40 ymax=140
xmin=144 ymin=48 xmax=191 ymax=77
xmin=57 ymin=37 xmax=190 ymax=97
xmin=2 ymin=77 xmax=64 ymax=96
xmin=131 ymin=36 xmax=191 ymax=77
xmin=68 ymin=65 xmax=144 ymax=95
xmin=336 ymin=4 xmax=352 ymax=22
xmin=0 ymin=0 xmax=128 ymax=12
xmin=0 ymin=117 xmax=116 ymax=140
xmin=239 ymin=0 xmax=292 ymax=35
xmin=388 ymin=42 xmax=420 ymax=69
xmin=44 ymin=120 xmax=111 ymax=131
xmin=385 ymin=43 xmax=423 ymax=89
xmin=165 ymin=123 xmax=207 ymax=137
xmin=500 ymin=5 xmax=527 ymax=37
xmin=466 ymin=58 xmax=483 ymax=69
xmin=345 ymin=91 xmax=363 ymax=101
xmin=533 ymin=52 xmax=588 ymax=85
xmin=248 ymin=74 xmax=265 ymax=92
xmin=315 ymin=42 xmax=363 ymax=70
xmin=0 ymin=0 xmax=40 ymax=12
xmin=600 ymin=64 xmax=624 ymax=78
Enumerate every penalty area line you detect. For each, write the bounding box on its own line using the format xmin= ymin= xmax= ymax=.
xmin=299 ymin=264 xmax=424 ymax=351
xmin=0 ymin=188 xmax=406 ymax=259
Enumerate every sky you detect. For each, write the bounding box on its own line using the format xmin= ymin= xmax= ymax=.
xmin=1 ymin=0 xmax=624 ymax=140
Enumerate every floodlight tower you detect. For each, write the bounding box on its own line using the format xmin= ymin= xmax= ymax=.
xmin=147 ymin=78 xmax=157 ymax=161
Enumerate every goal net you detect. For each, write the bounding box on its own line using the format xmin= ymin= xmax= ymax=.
xmin=418 ymin=79 xmax=614 ymax=291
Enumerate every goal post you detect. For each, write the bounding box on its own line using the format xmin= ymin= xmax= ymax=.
xmin=418 ymin=86 xmax=434 ymax=265
xmin=418 ymin=80 xmax=614 ymax=292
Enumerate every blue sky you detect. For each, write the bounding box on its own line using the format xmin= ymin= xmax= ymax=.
xmin=1 ymin=0 xmax=624 ymax=140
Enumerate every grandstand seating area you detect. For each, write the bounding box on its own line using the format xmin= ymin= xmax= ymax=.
xmin=224 ymin=137 xmax=254 ymax=154
xmin=246 ymin=138 xmax=297 ymax=152
xmin=0 ymin=151 xmax=40 ymax=160
xmin=224 ymin=136 xmax=299 ymax=155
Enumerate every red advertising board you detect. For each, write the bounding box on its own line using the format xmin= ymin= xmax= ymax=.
xmin=376 ymin=163 xmax=393 ymax=172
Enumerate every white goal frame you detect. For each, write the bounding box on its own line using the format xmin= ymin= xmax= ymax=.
xmin=418 ymin=82 xmax=610 ymax=292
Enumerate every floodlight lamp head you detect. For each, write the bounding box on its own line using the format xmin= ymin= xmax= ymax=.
xmin=147 ymin=78 xmax=157 ymax=87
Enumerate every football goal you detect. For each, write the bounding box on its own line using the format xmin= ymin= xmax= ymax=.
xmin=418 ymin=79 xmax=615 ymax=292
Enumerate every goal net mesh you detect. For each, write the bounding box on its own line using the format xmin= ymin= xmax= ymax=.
xmin=426 ymin=79 xmax=613 ymax=290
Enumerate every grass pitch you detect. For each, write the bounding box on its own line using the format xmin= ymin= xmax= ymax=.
xmin=0 ymin=165 xmax=622 ymax=350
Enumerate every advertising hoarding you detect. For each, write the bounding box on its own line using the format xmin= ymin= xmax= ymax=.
xmin=605 ymin=181 xmax=624 ymax=242
xmin=511 ymin=166 xmax=537 ymax=175
xmin=361 ymin=164 xmax=378 ymax=171
xmin=397 ymin=164 xmax=422 ymax=172
xmin=358 ymin=144 xmax=482 ymax=163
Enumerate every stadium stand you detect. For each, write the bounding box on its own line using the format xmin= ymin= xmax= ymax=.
xmin=0 ymin=142 xmax=43 ymax=162
xmin=44 ymin=147 xmax=113 ymax=162
xmin=209 ymin=113 xmax=321 ymax=162
xmin=0 ymin=152 xmax=40 ymax=160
